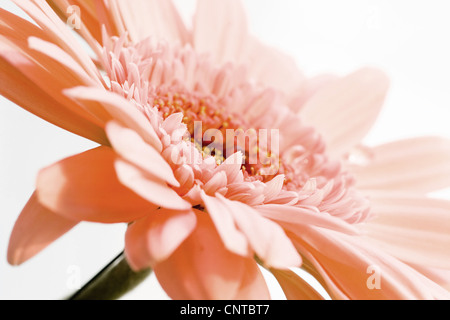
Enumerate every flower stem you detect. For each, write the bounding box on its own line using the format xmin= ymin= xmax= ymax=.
xmin=68 ymin=251 xmax=152 ymax=300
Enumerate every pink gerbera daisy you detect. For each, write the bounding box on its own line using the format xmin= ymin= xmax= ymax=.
xmin=3 ymin=0 xmax=450 ymax=299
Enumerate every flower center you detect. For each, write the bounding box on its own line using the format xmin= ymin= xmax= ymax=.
xmin=152 ymin=87 xmax=280 ymax=181
xmin=101 ymin=36 xmax=373 ymax=223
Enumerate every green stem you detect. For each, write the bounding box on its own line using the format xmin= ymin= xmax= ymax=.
xmin=68 ymin=251 xmax=152 ymax=300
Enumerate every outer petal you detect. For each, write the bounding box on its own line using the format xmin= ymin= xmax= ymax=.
xmin=11 ymin=0 xmax=103 ymax=82
xmin=287 ymin=74 xmax=338 ymax=113
xmin=293 ymin=227 xmax=450 ymax=300
xmin=153 ymin=211 xmax=248 ymax=300
xmin=0 ymin=8 xmax=107 ymax=144
xmin=110 ymin=0 xmax=189 ymax=44
xmin=37 ymin=146 xmax=157 ymax=223
xmin=200 ymin=191 xmax=250 ymax=257
xmin=300 ymin=68 xmax=389 ymax=157
xmin=105 ymin=121 xmax=178 ymax=186
xmin=233 ymin=259 xmax=271 ymax=300
xmin=271 ymin=269 xmax=325 ymax=300
xmin=256 ymin=204 xmax=359 ymax=235
xmin=125 ymin=208 xmax=197 ymax=271
xmin=349 ymin=137 xmax=450 ymax=193
xmin=216 ymin=195 xmax=302 ymax=269
xmin=114 ymin=159 xmax=191 ymax=211
xmin=65 ymin=87 xmax=162 ymax=151
xmin=193 ymin=0 xmax=247 ymax=65
xmin=0 ymin=51 xmax=107 ymax=145
xmin=262 ymin=174 xmax=285 ymax=203
xmin=213 ymin=152 xmax=244 ymax=184
xmin=361 ymin=193 xmax=450 ymax=269
xmin=47 ymin=0 xmax=118 ymax=44
xmin=27 ymin=37 xmax=99 ymax=87
xmin=7 ymin=192 xmax=78 ymax=265
xmin=244 ymin=37 xmax=304 ymax=94
xmin=410 ymin=265 xmax=450 ymax=291
xmin=193 ymin=0 xmax=304 ymax=93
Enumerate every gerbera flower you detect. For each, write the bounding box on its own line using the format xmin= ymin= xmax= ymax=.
xmin=3 ymin=0 xmax=450 ymax=299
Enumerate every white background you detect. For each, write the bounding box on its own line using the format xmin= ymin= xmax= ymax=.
xmin=1 ymin=0 xmax=450 ymax=299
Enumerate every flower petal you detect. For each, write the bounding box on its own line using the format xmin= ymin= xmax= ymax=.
xmin=110 ymin=0 xmax=188 ymax=44
xmin=256 ymin=204 xmax=359 ymax=235
xmin=0 ymin=53 xmax=107 ymax=144
xmin=114 ymin=159 xmax=191 ymax=211
xmin=27 ymin=37 xmax=99 ymax=86
xmin=11 ymin=0 xmax=103 ymax=82
xmin=215 ymin=195 xmax=302 ymax=269
xmin=271 ymin=269 xmax=325 ymax=300
xmin=7 ymin=192 xmax=78 ymax=265
xmin=300 ymin=68 xmax=389 ymax=157
xmin=105 ymin=121 xmax=178 ymax=186
xmin=193 ymin=0 xmax=247 ymax=65
xmin=233 ymin=259 xmax=271 ymax=300
xmin=293 ymin=227 xmax=450 ymax=299
xmin=125 ymin=208 xmax=196 ymax=270
xmin=200 ymin=192 xmax=250 ymax=257
xmin=0 ymin=24 xmax=107 ymax=144
xmin=65 ymin=87 xmax=162 ymax=151
xmin=361 ymin=193 xmax=450 ymax=269
xmin=46 ymin=0 xmax=116 ymax=44
xmin=263 ymin=174 xmax=285 ymax=202
xmin=350 ymin=137 xmax=450 ymax=193
xmin=245 ymin=36 xmax=304 ymax=94
xmin=214 ymin=152 xmax=244 ymax=184
xmin=409 ymin=264 xmax=450 ymax=291
xmin=37 ymin=146 xmax=157 ymax=223
xmin=288 ymin=74 xmax=338 ymax=113
xmin=154 ymin=210 xmax=248 ymax=300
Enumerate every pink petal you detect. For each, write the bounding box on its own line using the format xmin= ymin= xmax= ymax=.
xmin=12 ymin=0 xmax=103 ymax=83
xmin=65 ymin=87 xmax=162 ymax=151
xmin=233 ymin=259 xmax=271 ymax=300
xmin=45 ymin=0 xmax=107 ymax=43
xmin=0 ymin=53 xmax=107 ymax=144
xmin=125 ymin=208 xmax=196 ymax=270
xmin=203 ymin=171 xmax=228 ymax=195
xmin=0 ymin=22 xmax=107 ymax=144
xmin=216 ymin=195 xmax=302 ymax=269
xmin=200 ymin=192 xmax=250 ymax=257
xmin=114 ymin=159 xmax=191 ymax=211
xmin=300 ymin=68 xmax=389 ymax=157
xmin=173 ymin=164 xmax=195 ymax=195
xmin=37 ymin=146 xmax=157 ymax=223
xmin=271 ymin=269 xmax=325 ymax=300
xmin=161 ymin=113 xmax=184 ymax=136
xmin=263 ymin=174 xmax=285 ymax=202
xmin=110 ymin=0 xmax=189 ymax=43
xmin=193 ymin=0 xmax=247 ymax=65
xmin=256 ymin=204 xmax=359 ymax=235
xmin=288 ymin=74 xmax=338 ymax=113
xmin=8 ymin=192 xmax=78 ymax=265
xmin=105 ymin=121 xmax=178 ymax=186
xmin=245 ymin=36 xmax=304 ymax=94
xmin=0 ymin=6 xmax=52 ymax=43
xmin=154 ymin=211 xmax=248 ymax=300
xmin=350 ymin=137 xmax=450 ymax=193
xmin=409 ymin=264 xmax=450 ymax=291
xmin=361 ymin=192 xmax=450 ymax=269
xmin=214 ymin=152 xmax=244 ymax=184
xmin=293 ymin=227 xmax=450 ymax=299
xmin=27 ymin=37 xmax=100 ymax=86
